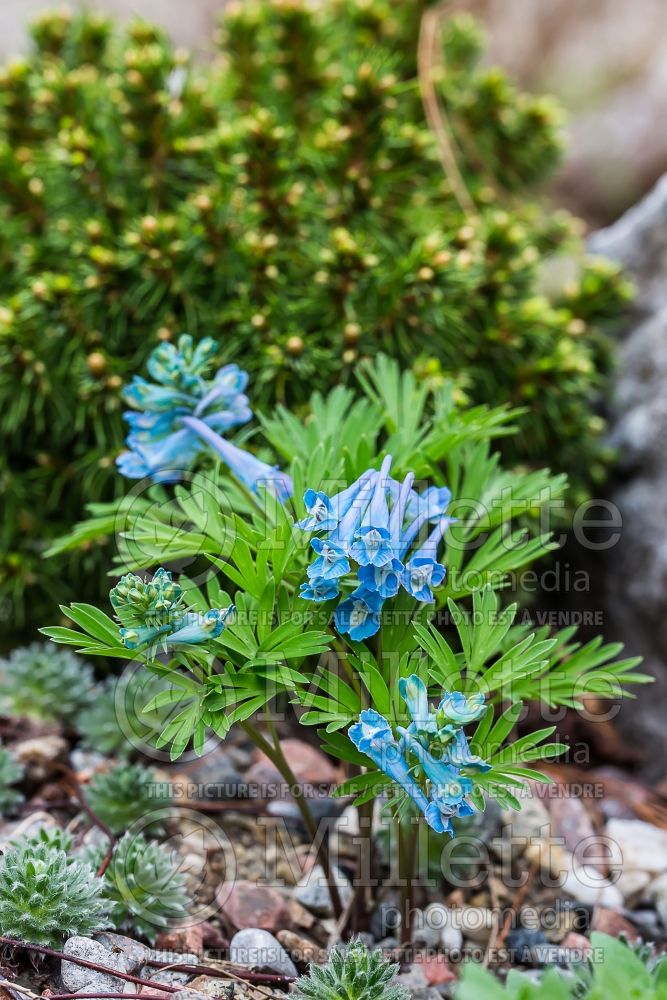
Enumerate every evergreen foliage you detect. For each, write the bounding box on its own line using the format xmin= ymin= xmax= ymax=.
xmin=1 ymin=1 xmax=631 ymax=639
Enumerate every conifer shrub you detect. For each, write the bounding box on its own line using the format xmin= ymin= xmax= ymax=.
xmin=0 ymin=1 xmax=631 ymax=638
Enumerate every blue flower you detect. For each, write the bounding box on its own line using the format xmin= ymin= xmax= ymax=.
xmin=398 ymin=675 xmax=436 ymax=733
xmin=119 ymin=622 xmax=174 ymax=650
xmin=307 ymin=538 xmax=350 ymax=581
xmin=438 ymin=691 xmax=486 ymax=726
xmin=406 ymin=486 xmax=453 ymax=523
xmin=297 ymin=490 xmax=337 ymax=532
xmin=447 ymin=729 xmax=491 ymax=772
xmin=298 ymin=459 xmax=452 ymax=640
xmin=425 ymin=793 xmax=475 ymax=836
xmin=181 ymin=417 xmax=293 ymax=503
xmin=349 ymin=456 xmax=394 ymax=567
xmin=401 ymin=557 xmax=447 ymax=603
xmin=299 ymin=577 xmax=340 ymax=602
xmin=118 ymin=334 xmax=287 ymax=489
xmin=357 ymin=559 xmax=403 ymax=599
xmin=165 ymin=607 xmax=235 ymax=646
xmin=335 ymin=587 xmax=384 ymax=641
xmin=349 ymin=709 xmax=431 ymax=816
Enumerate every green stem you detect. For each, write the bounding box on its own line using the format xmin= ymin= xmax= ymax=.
xmin=398 ymin=819 xmax=417 ymax=945
xmin=241 ymin=719 xmax=344 ymax=920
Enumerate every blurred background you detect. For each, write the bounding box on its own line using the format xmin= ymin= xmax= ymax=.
xmin=3 ymin=0 xmax=667 ymax=227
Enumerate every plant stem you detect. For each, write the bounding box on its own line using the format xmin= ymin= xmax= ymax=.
xmin=398 ymin=820 xmax=417 ymax=946
xmin=241 ymin=720 xmax=344 ymax=919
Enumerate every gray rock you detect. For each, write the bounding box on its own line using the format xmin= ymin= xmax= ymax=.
xmin=229 ymin=928 xmax=298 ymax=978
xmin=94 ymin=932 xmax=151 ymax=973
xmin=61 ymin=936 xmax=127 ymax=993
xmin=588 ymin=176 xmax=667 ymax=777
xmin=648 ymin=871 xmax=667 ymax=928
xmin=294 ymin=864 xmax=352 ymax=916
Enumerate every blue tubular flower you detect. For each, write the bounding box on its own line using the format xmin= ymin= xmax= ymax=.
xmin=448 ymin=730 xmax=492 ymax=772
xmin=398 ymin=675 xmax=436 ymax=734
xmin=327 ymin=472 xmax=377 ymax=550
xmin=298 ymin=461 xmax=452 ymax=640
xmin=299 ymin=577 xmax=340 ymax=602
xmin=349 ymin=710 xmax=431 ymax=816
xmin=182 ymin=417 xmax=293 ymax=502
xmin=438 ymin=691 xmax=486 ymax=726
xmin=406 ymin=485 xmax=453 ymax=523
xmin=307 ymin=538 xmax=350 ymax=581
xmin=297 ymin=476 xmax=376 ymax=533
xmin=401 ymin=518 xmax=450 ymax=602
xmin=357 ymin=559 xmax=402 ymax=599
xmin=335 ymin=587 xmax=384 ymax=641
xmin=349 ymin=455 xmax=394 ymax=567
xmin=164 ymin=607 xmax=235 ymax=646
xmin=298 ymin=490 xmax=337 ymax=532
xmin=118 ymin=334 xmax=255 ymax=483
xmin=119 ymin=622 xmax=174 ymax=650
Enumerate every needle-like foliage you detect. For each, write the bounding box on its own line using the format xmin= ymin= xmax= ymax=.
xmin=1 ymin=1 xmax=631 ymax=640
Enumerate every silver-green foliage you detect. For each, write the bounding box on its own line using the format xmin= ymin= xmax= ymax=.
xmin=85 ymin=831 xmax=189 ymax=942
xmin=0 ymin=744 xmax=23 ymax=816
xmin=0 ymin=840 xmax=110 ymax=947
xmin=295 ymin=940 xmax=409 ymax=1000
xmin=0 ymin=642 xmax=95 ymax=722
xmin=86 ymin=763 xmax=171 ymax=834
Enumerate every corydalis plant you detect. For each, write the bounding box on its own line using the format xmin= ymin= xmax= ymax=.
xmin=295 ymin=938 xmax=408 ymax=1000
xmin=44 ymin=362 xmax=650 ymax=930
xmin=0 ymin=840 xmax=110 ymax=947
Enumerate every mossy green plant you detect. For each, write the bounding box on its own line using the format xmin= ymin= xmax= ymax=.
xmin=0 ymin=743 xmax=24 ymax=817
xmin=0 ymin=840 xmax=110 ymax=947
xmin=0 ymin=643 xmax=95 ymax=723
xmin=85 ymin=763 xmax=171 ymax=834
xmin=1 ymin=1 xmax=632 ymax=640
xmin=295 ymin=939 xmax=409 ymax=1000
xmin=84 ymin=831 xmax=189 ymax=942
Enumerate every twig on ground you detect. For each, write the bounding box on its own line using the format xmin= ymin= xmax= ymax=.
xmin=50 ymin=763 xmax=116 ymax=876
xmin=0 ymin=937 xmax=177 ymax=994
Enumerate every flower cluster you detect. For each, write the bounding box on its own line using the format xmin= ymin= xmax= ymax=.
xmin=118 ymin=334 xmax=251 ymax=483
xmin=110 ymin=568 xmax=234 ymax=650
xmin=118 ymin=335 xmax=293 ymax=500
xmin=349 ymin=675 xmax=489 ymax=836
xmin=297 ymin=455 xmax=452 ymax=639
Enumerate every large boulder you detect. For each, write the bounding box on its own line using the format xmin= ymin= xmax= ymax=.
xmin=589 ymin=176 xmax=667 ymax=778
